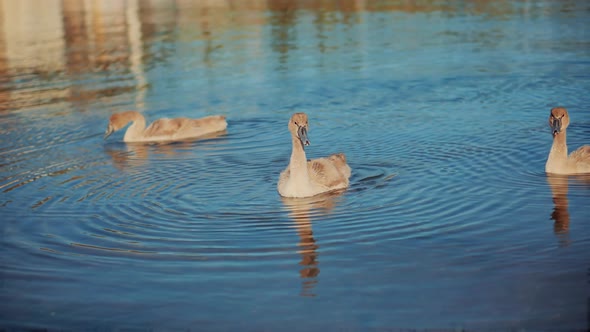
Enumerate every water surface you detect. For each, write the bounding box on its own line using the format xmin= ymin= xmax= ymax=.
xmin=1 ymin=0 xmax=589 ymax=330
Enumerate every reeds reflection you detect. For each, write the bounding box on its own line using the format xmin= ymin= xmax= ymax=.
xmin=281 ymin=191 xmax=344 ymax=297
xmin=0 ymin=0 xmax=542 ymax=113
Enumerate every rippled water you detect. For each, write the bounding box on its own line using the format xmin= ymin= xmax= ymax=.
xmin=1 ymin=0 xmax=590 ymax=330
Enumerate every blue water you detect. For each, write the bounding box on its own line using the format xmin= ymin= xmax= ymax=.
xmin=1 ymin=0 xmax=589 ymax=330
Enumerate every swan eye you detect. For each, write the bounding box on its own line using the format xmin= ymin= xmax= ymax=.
xmin=294 ymin=121 xmax=298 ymax=126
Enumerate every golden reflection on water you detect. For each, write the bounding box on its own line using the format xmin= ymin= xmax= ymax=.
xmin=547 ymin=174 xmax=590 ymax=246
xmin=104 ymin=143 xmax=150 ymax=170
xmin=0 ymin=0 xmax=532 ymax=112
xmin=281 ymin=191 xmax=343 ymax=297
xmin=547 ymin=174 xmax=570 ymax=236
xmin=104 ymin=141 xmax=188 ymax=170
xmin=104 ymin=130 xmax=227 ymax=170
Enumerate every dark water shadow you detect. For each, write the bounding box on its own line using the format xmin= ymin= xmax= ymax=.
xmin=280 ymin=190 xmax=344 ymax=297
xmin=546 ymin=173 xmax=590 ymax=247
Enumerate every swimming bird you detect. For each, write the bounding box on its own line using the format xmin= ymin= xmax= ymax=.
xmin=104 ymin=110 xmax=227 ymax=142
xmin=545 ymin=107 xmax=590 ymax=174
xmin=278 ymin=113 xmax=351 ymax=198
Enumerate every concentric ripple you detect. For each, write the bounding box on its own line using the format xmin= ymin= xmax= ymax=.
xmin=2 ymin=95 xmax=577 ymax=266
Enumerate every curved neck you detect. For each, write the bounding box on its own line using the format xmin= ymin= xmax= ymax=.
xmin=289 ymin=135 xmax=309 ymax=181
xmin=546 ymin=130 xmax=568 ymax=172
xmin=123 ymin=113 xmax=147 ymax=141
xmin=549 ymin=130 xmax=568 ymax=158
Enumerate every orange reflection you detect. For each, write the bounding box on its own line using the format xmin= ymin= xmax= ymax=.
xmin=546 ymin=174 xmax=570 ymax=235
xmin=281 ymin=191 xmax=343 ymax=297
xmin=104 ymin=142 xmax=149 ymax=170
xmin=104 ymin=130 xmax=226 ymax=170
xmin=547 ymin=174 xmax=590 ymax=246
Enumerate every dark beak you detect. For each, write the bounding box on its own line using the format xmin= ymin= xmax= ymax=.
xmin=297 ymin=126 xmax=310 ymax=146
xmin=551 ymin=117 xmax=562 ymax=136
xmin=104 ymin=125 xmax=114 ymax=140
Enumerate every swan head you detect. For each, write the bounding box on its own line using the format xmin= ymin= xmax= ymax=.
xmin=289 ymin=112 xmax=310 ymax=147
xmin=104 ymin=111 xmax=140 ymax=139
xmin=549 ymin=107 xmax=570 ymax=137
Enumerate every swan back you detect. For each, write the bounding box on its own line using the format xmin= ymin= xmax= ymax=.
xmin=568 ymin=146 xmax=590 ymax=173
xmin=144 ymin=115 xmax=227 ymax=141
xmin=308 ymin=153 xmax=351 ymax=189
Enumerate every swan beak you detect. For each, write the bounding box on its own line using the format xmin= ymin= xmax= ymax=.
xmin=297 ymin=126 xmax=310 ymax=146
xmin=104 ymin=125 xmax=114 ymax=140
xmin=551 ymin=117 xmax=562 ymax=136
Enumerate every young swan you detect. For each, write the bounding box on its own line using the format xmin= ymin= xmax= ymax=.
xmin=277 ymin=113 xmax=351 ymax=198
xmin=545 ymin=107 xmax=590 ymax=174
xmin=104 ymin=110 xmax=227 ymax=143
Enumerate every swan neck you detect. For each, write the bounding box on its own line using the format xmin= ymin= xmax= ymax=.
xmin=549 ymin=130 xmax=568 ymax=159
xmin=289 ymin=135 xmax=308 ymax=178
xmin=124 ymin=114 xmax=147 ymax=141
xmin=546 ymin=130 xmax=568 ymax=173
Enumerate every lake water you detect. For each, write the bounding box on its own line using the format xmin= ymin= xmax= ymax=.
xmin=1 ymin=0 xmax=589 ymax=330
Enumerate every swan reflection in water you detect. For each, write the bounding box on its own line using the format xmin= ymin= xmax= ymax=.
xmin=104 ymin=142 xmax=187 ymax=170
xmin=281 ymin=191 xmax=344 ymax=297
xmin=104 ymin=130 xmax=227 ymax=170
xmin=547 ymin=174 xmax=570 ymax=242
xmin=546 ymin=174 xmax=590 ymax=246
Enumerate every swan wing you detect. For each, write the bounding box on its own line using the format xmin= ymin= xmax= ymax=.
xmin=144 ymin=116 xmax=226 ymax=139
xmin=569 ymin=145 xmax=590 ymax=173
xmin=307 ymin=153 xmax=351 ymax=189
xmin=144 ymin=118 xmax=188 ymax=137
